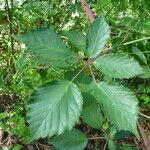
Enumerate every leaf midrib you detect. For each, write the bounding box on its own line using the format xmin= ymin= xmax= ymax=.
xmin=32 ymin=82 xmax=71 ymax=136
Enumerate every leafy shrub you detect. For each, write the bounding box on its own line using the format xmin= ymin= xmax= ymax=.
xmin=14 ymin=16 xmax=144 ymax=149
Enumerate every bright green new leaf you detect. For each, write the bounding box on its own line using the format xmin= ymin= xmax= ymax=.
xmin=66 ymin=31 xmax=86 ymax=51
xmin=49 ymin=128 xmax=88 ymax=150
xmin=14 ymin=28 xmax=78 ymax=68
xmin=96 ymin=82 xmax=139 ymax=136
xmin=27 ymin=80 xmax=83 ymax=141
xmin=94 ymin=54 xmax=143 ymax=78
xmin=86 ymin=16 xmax=110 ymax=58
xmin=82 ymin=102 xmax=104 ymax=129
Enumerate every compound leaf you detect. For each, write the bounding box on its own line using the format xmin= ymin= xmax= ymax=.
xmin=27 ymin=80 xmax=83 ymax=141
xmin=86 ymin=16 xmax=110 ymax=58
xmin=14 ymin=28 xmax=78 ymax=68
xmin=49 ymin=128 xmax=88 ymax=150
xmin=94 ymin=54 xmax=143 ymax=78
xmin=95 ymin=82 xmax=139 ymax=136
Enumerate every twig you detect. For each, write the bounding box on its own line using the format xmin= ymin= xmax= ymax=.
xmin=5 ymin=0 xmax=14 ymax=55
xmin=92 ymin=36 xmax=150 ymax=61
xmin=123 ymin=36 xmax=150 ymax=45
xmin=88 ymin=64 xmax=97 ymax=84
xmin=103 ymin=140 xmax=108 ymax=150
xmin=5 ymin=0 xmax=16 ymax=73
xmin=35 ymin=143 xmax=40 ymax=150
xmin=88 ymin=136 xmax=108 ymax=140
xmin=137 ymin=123 xmax=150 ymax=150
xmin=134 ymin=138 xmax=140 ymax=150
xmin=140 ymin=112 xmax=150 ymax=120
xmin=81 ymin=0 xmax=95 ymax=22
xmin=36 ymin=142 xmax=51 ymax=150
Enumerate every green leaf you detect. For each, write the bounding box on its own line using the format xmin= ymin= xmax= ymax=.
xmin=82 ymin=102 xmax=104 ymax=129
xmin=27 ymin=80 xmax=83 ymax=141
xmin=65 ymin=72 xmax=96 ymax=106
xmin=108 ymin=140 xmax=119 ymax=150
xmin=132 ymin=47 xmax=147 ymax=65
xmin=86 ymin=16 xmax=110 ymax=58
xmin=94 ymin=54 xmax=143 ymax=79
xmin=114 ymin=130 xmax=133 ymax=139
xmin=14 ymin=28 xmax=78 ymax=68
xmin=11 ymin=144 xmax=22 ymax=150
xmin=95 ymin=82 xmax=139 ymax=136
xmin=82 ymin=93 xmax=96 ymax=107
xmin=66 ymin=31 xmax=86 ymax=51
xmin=64 ymin=72 xmax=93 ymax=93
xmin=139 ymin=67 xmax=150 ymax=78
xmin=49 ymin=128 xmax=88 ymax=150
xmin=120 ymin=144 xmax=136 ymax=150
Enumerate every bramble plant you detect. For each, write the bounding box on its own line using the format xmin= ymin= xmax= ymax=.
xmin=14 ymin=16 xmax=144 ymax=149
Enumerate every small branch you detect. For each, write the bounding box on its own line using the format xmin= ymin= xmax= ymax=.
xmin=81 ymin=0 xmax=95 ymax=22
xmin=35 ymin=143 xmax=40 ymax=150
xmin=140 ymin=112 xmax=150 ymax=120
xmin=88 ymin=64 xmax=97 ymax=84
xmin=103 ymin=140 xmax=108 ymax=150
xmin=88 ymin=136 xmax=108 ymax=140
xmin=134 ymin=138 xmax=140 ymax=150
xmin=123 ymin=36 xmax=150 ymax=45
xmin=92 ymin=36 xmax=150 ymax=62
xmin=137 ymin=123 xmax=150 ymax=150
xmin=5 ymin=0 xmax=16 ymax=73
xmin=5 ymin=0 xmax=14 ymax=55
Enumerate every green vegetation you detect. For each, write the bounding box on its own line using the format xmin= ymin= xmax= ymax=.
xmin=0 ymin=0 xmax=150 ymax=149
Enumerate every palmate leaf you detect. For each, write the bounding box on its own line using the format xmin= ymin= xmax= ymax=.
xmin=49 ymin=128 xmax=88 ymax=150
xmin=86 ymin=16 xmax=110 ymax=58
xmin=82 ymin=102 xmax=104 ymax=129
xmin=66 ymin=31 xmax=86 ymax=51
xmin=95 ymin=82 xmax=139 ymax=136
xmin=94 ymin=54 xmax=143 ymax=79
xmin=14 ymin=28 xmax=79 ymax=68
xmin=27 ymin=80 xmax=83 ymax=141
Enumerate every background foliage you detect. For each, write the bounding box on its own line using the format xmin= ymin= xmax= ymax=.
xmin=0 ymin=0 xmax=150 ymax=149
